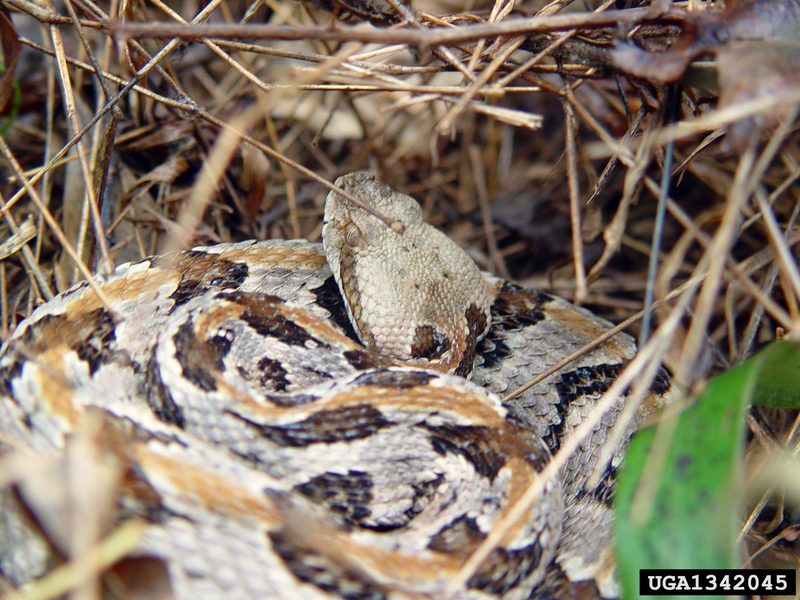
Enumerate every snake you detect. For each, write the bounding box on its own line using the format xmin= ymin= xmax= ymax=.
xmin=0 ymin=172 xmax=669 ymax=599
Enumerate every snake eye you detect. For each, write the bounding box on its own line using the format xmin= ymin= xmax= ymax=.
xmin=343 ymin=222 xmax=364 ymax=248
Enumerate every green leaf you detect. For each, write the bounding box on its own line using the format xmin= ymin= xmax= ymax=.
xmin=749 ymin=339 xmax=800 ymax=408
xmin=613 ymin=341 xmax=797 ymax=599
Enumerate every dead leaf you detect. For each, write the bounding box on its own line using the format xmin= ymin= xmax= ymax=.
xmin=0 ymin=215 xmax=36 ymax=260
xmin=0 ymin=6 xmax=21 ymax=116
xmin=123 ymin=121 xmax=195 ymax=151
xmin=121 ymin=153 xmax=190 ymax=205
xmin=611 ymin=0 xmax=800 ymax=148
xmin=241 ymin=144 xmax=270 ymax=221
xmin=610 ymin=0 xmax=800 ymax=84
xmin=717 ymin=40 xmax=800 ymax=150
xmin=137 ymin=155 xmax=190 ymax=186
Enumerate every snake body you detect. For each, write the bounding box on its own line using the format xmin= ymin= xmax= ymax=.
xmin=0 ymin=173 xmax=668 ymax=598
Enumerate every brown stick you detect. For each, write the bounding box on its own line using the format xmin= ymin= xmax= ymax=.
xmin=109 ymin=5 xmax=680 ymax=47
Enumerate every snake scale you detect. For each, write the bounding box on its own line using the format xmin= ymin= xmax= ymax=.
xmin=0 ymin=172 xmax=669 ymax=599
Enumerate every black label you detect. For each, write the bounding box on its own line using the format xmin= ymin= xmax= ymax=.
xmin=639 ymin=569 xmax=796 ymax=596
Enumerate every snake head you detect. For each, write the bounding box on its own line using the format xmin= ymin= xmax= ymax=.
xmin=323 ymin=172 xmax=492 ymax=377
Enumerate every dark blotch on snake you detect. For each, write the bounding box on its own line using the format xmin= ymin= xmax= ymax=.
xmin=426 ymin=424 xmax=507 ymax=481
xmin=145 ymin=354 xmax=186 ymax=428
xmin=352 ymin=369 xmax=437 ymax=389
xmin=468 ymin=542 xmax=545 ymax=595
xmin=172 ymin=318 xmax=223 ymax=392
xmin=491 ymin=283 xmax=549 ymax=330
xmin=236 ymin=404 xmax=392 ymax=448
xmin=295 ymin=470 xmax=374 ymax=527
xmin=214 ymin=290 xmax=329 ymax=349
xmin=268 ymin=530 xmax=388 ymax=599
xmin=168 ymin=252 xmax=248 ymax=308
xmin=545 ymin=364 xmax=624 ymax=453
xmin=69 ymin=308 xmax=120 ymax=375
xmin=258 ymin=356 xmax=290 ymax=391
xmin=428 ymin=515 xmax=485 ymax=554
xmin=477 ymin=284 xmax=549 ymax=370
xmin=343 ymin=349 xmax=382 ymax=370
xmin=454 ymin=304 xmax=488 ymax=377
xmin=310 ymin=276 xmax=361 ymax=344
xmin=410 ymin=325 xmax=451 ymax=360
xmin=242 ymin=305 xmax=324 ymax=348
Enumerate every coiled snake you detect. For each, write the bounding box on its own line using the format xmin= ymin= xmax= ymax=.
xmin=0 ymin=172 xmax=668 ymax=598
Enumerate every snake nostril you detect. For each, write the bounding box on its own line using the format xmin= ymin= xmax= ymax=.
xmin=343 ymin=222 xmax=363 ymax=248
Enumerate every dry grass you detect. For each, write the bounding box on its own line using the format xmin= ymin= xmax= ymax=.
xmin=0 ymin=0 xmax=798 ymax=595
